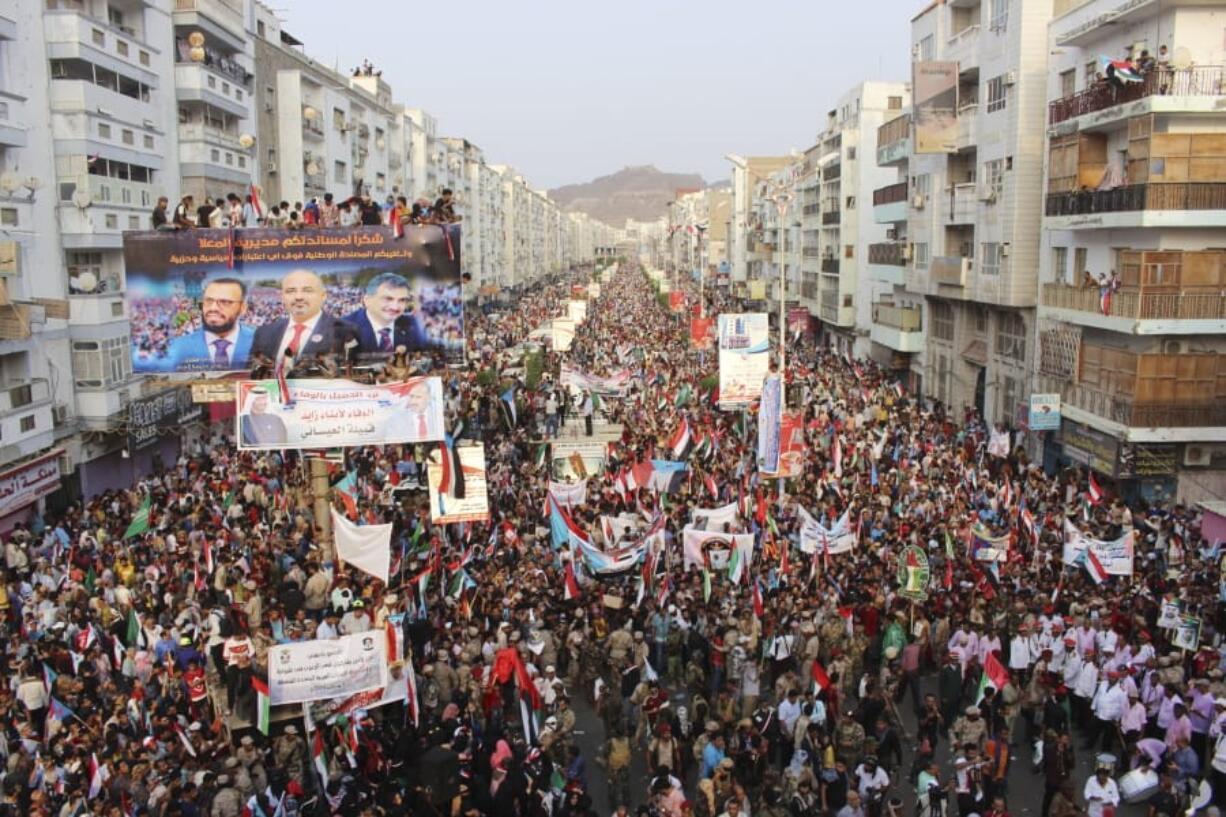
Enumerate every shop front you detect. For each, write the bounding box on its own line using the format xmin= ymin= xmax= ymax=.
xmin=0 ymin=448 xmax=63 ymax=534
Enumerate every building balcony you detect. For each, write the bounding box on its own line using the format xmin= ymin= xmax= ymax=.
xmin=819 ymin=291 xmax=854 ymax=327
xmin=0 ymin=379 xmax=55 ymax=461
xmin=1048 ymin=66 xmax=1225 ymax=127
xmin=1040 ymin=282 xmax=1226 ymax=334
xmin=802 ymin=203 xmax=820 ymax=216
xmin=69 ymin=293 xmax=127 ymax=325
xmin=931 ymin=255 xmax=972 ymax=287
xmin=871 ymin=303 xmax=924 ymax=353
xmin=1060 ymin=380 xmax=1226 ymax=430
xmin=178 ymin=122 xmax=244 ymax=150
xmin=868 ymin=242 xmax=906 ymax=286
xmin=49 ymin=79 xmax=155 ymax=124
xmin=173 ymin=0 xmax=246 ymax=49
xmin=1045 ymin=183 xmax=1226 ymax=229
xmin=821 ymin=210 xmax=841 ymax=226
xmin=175 ymin=63 xmax=249 ymax=118
xmin=873 ymin=181 xmax=908 ymax=224
xmin=821 ymin=258 xmax=840 ymax=274
xmin=947 ymin=183 xmax=978 ymax=224
xmin=946 ymin=24 xmax=980 ymax=71
xmin=57 ymin=174 xmax=153 ymax=249
xmin=877 ymin=114 xmax=911 ymax=167
xmin=823 ymin=162 xmax=841 ymax=182
xmin=0 ymin=91 xmax=27 ymax=148
xmin=802 ymin=247 xmax=821 ymax=258
xmin=956 ymin=102 xmax=979 ymax=149
xmin=44 ymin=10 xmax=159 ymax=88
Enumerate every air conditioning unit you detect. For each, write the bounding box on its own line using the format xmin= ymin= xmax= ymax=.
xmin=978 ymin=188 xmax=997 ymax=202
xmin=1162 ymin=339 xmax=1185 ymax=354
xmin=901 ymin=244 xmax=913 ymax=261
xmin=1184 ymin=445 xmax=1211 ymax=467
xmin=52 ymin=405 xmax=68 ymax=426
xmin=264 ymin=102 xmax=274 ymax=112
xmin=1004 ymin=71 xmax=1017 ymax=86
xmin=912 ymin=195 xmax=925 ymax=209
xmin=266 ymin=162 xmax=277 ymax=173
xmin=1001 ymin=242 xmax=1011 ymax=257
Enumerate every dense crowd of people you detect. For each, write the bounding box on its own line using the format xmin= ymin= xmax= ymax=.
xmin=2 ymin=261 xmax=1224 ymax=817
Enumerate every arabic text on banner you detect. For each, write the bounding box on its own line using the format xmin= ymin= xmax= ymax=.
xmin=234 ymin=377 xmax=444 ymax=451
xmin=0 ymin=449 xmax=62 ymax=519
xmin=1062 ymin=520 xmax=1134 ymax=575
xmin=268 ymin=632 xmax=388 ymax=705
xmin=797 ymin=507 xmax=856 ymax=555
xmin=427 ymin=443 xmax=490 ymax=523
xmin=681 ymin=527 xmax=755 ymax=572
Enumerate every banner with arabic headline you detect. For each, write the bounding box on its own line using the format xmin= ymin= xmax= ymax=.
xmin=797 ymin=507 xmax=856 ymax=555
xmin=764 ymin=412 xmax=805 ymax=479
xmin=560 ymin=365 xmax=633 ymax=396
xmin=122 ymin=226 xmax=463 ymax=374
xmin=234 ymin=377 xmax=444 ymax=450
xmin=682 ymin=527 xmax=755 ymax=572
xmin=269 ymin=632 xmax=387 ymax=705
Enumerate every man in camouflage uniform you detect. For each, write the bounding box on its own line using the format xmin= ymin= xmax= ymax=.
xmin=432 ymin=649 xmax=459 ymax=707
xmin=273 ymin=724 xmax=308 ymax=792
xmin=835 ymin=710 xmax=866 ymax=768
xmin=950 ymin=705 xmax=987 ymax=751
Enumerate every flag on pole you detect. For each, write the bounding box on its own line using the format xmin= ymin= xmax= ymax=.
xmin=1087 ymin=472 xmax=1105 ymax=505
xmin=436 ymin=435 xmax=466 ymax=499
xmin=751 ymin=578 xmax=764 ymax=618
xmin=88 ymin=753 xmax=110 ymax=799
xmin=669 ymin=417 xmax=694 ymax=459
xmin=405 ymin=655 xmax=420 ymax=728
xmin=252 ymin=677 xmax=271 ymax=735
xmin=976 ymin=652 xmax=1010 ymax=704
xmin=249 ymin=184 xmax=264 ymax=221
xmin=312 ymin=730 xmax=328 ymax=783
xmin=500 ymin=386 xmax=518 ymax=427
xmin=563 ymin=560 xmax=581 ymax=599
xmin=812 ymin=661 xmax=831 ymax=696
xmin=123 ymin=495 xmax=152 ymax=540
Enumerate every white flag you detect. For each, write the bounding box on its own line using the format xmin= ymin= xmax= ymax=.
xmin=331 ymin=508 xmax=391 ymax=584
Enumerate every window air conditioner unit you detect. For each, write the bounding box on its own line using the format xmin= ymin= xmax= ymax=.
xmin=912 ymin=195 xmax=925 ymax=209
xmin=52 ymin=405 xmax=68 ymax=426
xmin=1001 ymin=243 xmax=1010 ymax=256
xmin=266 ymin=162 xmax=277 ymax=173
xmin=1184 ymin=445 xmax=1211 ymax=467
xmin=901 ymin=244 xmax=913 ymax=261
xmin=1162 ymin=340 xmax=1185 ymax=354
xmin=978 ymin=188 xmax=996 ymax=202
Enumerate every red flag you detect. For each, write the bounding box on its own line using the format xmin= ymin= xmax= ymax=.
xmin=563 ymin=561 xmax=581 ymax=600
xmin=249 ymin=184 xmax=264 ymax=221
xmin=812 ymin=660 xmax=832 ymax=693
xmin=1088 ymin=472 xmax=1105 ymax=505
xmin=751 ymin=579 xmax=764 ymax=618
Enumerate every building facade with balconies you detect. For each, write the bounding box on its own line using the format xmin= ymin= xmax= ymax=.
xmin=1036 ymin=0 xmax=1226 ymax=502
xmin=904 ymin=0 xmax=1053 ymax=424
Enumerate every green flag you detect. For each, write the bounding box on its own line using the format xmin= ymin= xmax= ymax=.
xmin=125 ymin=608 xmax=140 ymax=648
xmin=84 ymin=566 xmax=96 ymax=594
xmin=123 ymin=495 xmax=152 ymax=540
xmin=727 ymin=544 xmax=743 ymax=584
xmin=222 ymin=490 xmax=236 ymax=510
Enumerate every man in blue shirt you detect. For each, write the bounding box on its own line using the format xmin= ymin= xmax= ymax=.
xmin=701 ymin=734 xmax=727 ymax=778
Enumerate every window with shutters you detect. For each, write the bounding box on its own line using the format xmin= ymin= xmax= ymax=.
xmin=987 ymin=76 xmax=1007 ymax=113
xmin=995 ymin=312 xmax=1026 ymax=362
xmin=932 ymin=301 xmax=954 ymax=341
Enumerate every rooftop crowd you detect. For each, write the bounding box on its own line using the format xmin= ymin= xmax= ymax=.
xmin=2 ymin=260 xmax=1224 ymax=817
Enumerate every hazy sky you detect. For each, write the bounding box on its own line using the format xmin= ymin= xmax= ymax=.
xmin=276 ymin=1 xmax=913 ymax=189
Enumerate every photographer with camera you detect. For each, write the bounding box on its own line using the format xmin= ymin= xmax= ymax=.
xmin=854 ymin=756 xmax=891 ymax=817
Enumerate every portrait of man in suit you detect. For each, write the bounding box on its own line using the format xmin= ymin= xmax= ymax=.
xmin=344 ymin=272 xmax=436 ymax=357
xmin=386 ymin=378 xmax=442 ymax=442
xmin=239 ymin=386 xmax=288 ymax=447
xmin=166 ymin=277 xmax=255 ymax=370
xmin=250 ymin=269 xmax=357 ymax=369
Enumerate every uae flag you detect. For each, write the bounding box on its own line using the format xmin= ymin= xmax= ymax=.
xmin=669 ymin=417 xmax=694 ymax=459
xmin=252 ymin=676 xmax=271 ymax=735
xmin=312 ymin=730 xmax=328 ymax=783
xmin=976 ymin=652 xmax=1010 ymax=704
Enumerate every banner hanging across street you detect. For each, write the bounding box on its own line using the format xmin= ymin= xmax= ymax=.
xmin=123 ymin=226 xmax=464 ymax=374
xmin=234 ymin=377 xmax=444 ymax=450
xmin=717 ymin=313 xmax=770 ymax=409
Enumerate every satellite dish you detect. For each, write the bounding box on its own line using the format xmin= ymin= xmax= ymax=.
xmin=1171 ymin=47 xmax=1193 ymax=70
xmin=77 ymin=271 xmax=98 ymax=293
xmin=72 ymin=189 xmax=93 ymax=209
xmin=238 ymin=133 xmax=255 ymax=149
xmin=305 ymin=161 xmax=319 ymax=176
xmin=187 ymin=31 xmax=205 ymax=48
xmin=0 ymin=173 xmax=18 ymax=194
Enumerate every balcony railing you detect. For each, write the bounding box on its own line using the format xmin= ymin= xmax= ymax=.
xmin=802 ymin=248 xmax=821 ymax=258
xmin=1041 ymin=282 xmax=1226 ymax=320
xmin=1048 ymin=66 xmax=1226 ymax=125
xmin=822 ymin=210 xmax=841 ymax=225
xmin=802 ymin=203 xmax=820 ymax=216
xmin=1045 ymin=183 xmax=1226 ymax=216
xmin=821 ymin=258 xmax=840 ymax=274
xmin=178 ymin=123 xmax=243 ymax=149
xmin=872 ymin=303 xmax=922 ymax=331
xmin=1062 ymin=381 xmax=1226 ymax=428
xmin=877 ymin=114 xmax=911 ymax=150
xmin=302 ymin=118 xmax=324 ymax=138
xmin=873 ymin=181 xmax=908 ymax=206
xmin=824 ymin=163 xmax=841 ymax=182
xmin=868 ymin=242 xmax=906 ymax=266
xmin=931 ymin=256 xmax=972 ymax=286
xmin=0 ymin=379 xmax=50 ymax=416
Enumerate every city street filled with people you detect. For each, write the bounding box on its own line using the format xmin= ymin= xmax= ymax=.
xmin=3 ymin=260 xmax=1224 ymax=817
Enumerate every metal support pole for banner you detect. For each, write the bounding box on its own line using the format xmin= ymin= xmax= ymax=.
xmin=310 ymin=457 xmax=334 ymax=559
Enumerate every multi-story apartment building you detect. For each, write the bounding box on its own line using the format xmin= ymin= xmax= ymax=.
xmin=173 ymin=0 xmax=256 ymax=204
xmin=727 ymin=155 xmax=793 ymax=289
xmin=902 ymin=0 xmax=1052 ymax=423
xmin=252 ymin=4 xmax=394 ymax=208
xmin=871 ymin=106 xmax=925 ymax=384
xmin=1035 ymin=0 xmax=1226 ymax=502
xmin=811 ymin=82 xmax=910 ymax=358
